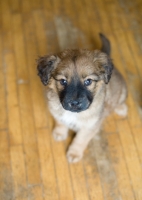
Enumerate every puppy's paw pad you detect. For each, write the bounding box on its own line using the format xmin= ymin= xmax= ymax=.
xmin=115 ymin=103 xmax=128 ymax=117
xmin=67 ymin=150 xmax=83 ymax=163
xmin=52 ymin=129 xmax=67 ymax=141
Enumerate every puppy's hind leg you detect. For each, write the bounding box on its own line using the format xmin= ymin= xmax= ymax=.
xmin=114 ymin=103 xmax=128 ymax=117
xmin=52 ymin=121 xmax=68 ymax=141
xmin=114 ymin=83 xmax=128 ymax=117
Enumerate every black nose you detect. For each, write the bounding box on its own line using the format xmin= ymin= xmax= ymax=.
xmin=69 ymin=100 xmax=80 ymax=107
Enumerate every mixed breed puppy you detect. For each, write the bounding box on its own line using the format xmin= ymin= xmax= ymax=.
xmin=37 ymin=34 xmax=127 ymax=163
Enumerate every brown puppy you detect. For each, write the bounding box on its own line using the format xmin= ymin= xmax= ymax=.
xmin=37 ymin=34 xmax=127 ymax=163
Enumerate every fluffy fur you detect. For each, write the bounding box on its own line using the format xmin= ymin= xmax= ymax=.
xmin=37 ymin=34 xmax=127 ymax=163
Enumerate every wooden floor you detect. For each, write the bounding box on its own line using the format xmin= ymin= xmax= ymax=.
xmin=0 ymin=0 xmax=142 ymax=199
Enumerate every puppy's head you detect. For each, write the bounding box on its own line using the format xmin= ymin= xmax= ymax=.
xmin=37 ymin=49 xmax=113 ymax=112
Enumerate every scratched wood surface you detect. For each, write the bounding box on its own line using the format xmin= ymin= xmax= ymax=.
xmin=0 ymin=0 xmax=142 ymax=199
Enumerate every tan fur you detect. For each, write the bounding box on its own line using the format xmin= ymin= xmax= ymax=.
xmin=39 ymin=49 xmax=127 ymax=163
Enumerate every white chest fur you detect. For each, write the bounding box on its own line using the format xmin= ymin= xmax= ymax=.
xmin=51 ymin=108 xmax=79 ymax=131
xmin=60 ymin=111 xmax=77 ymax=125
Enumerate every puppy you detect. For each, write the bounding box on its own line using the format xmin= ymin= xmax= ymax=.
xmin=37 ymin=34 xmax=127 ymax=163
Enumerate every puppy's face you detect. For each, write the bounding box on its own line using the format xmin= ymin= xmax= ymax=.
xmin=37 ymin=49 xmax=113 ymax=112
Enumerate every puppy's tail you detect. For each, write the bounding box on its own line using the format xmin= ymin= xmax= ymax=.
xmin=99 ymin=33 xmax=111 ymax=56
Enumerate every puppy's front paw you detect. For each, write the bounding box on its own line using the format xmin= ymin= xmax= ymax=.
xmin=67 ymin=148 xmax=83 ymax=163
xmin=52 ymin=127 xmax=68 ymax=141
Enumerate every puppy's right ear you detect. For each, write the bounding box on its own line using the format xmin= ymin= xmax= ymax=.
xmin=37 ymin=55 xmax=60 ymax=85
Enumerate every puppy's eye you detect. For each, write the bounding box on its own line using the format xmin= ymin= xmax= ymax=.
xmin=60 ymin=79 xmax=67 ymax=86
xmin=84 ymin=79 xmax=92 ymax=86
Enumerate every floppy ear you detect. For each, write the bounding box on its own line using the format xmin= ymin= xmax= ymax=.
xmin=94 ymin=50 xmax=113 ymax=84
xmin=37 ymin=55 xmax=60 ymax=85
xmin=102 ymin=58 xmax=113 ymax=84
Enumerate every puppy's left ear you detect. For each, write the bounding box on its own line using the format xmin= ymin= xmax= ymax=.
xmin=94 ymin=50 xmax=113 ymax=84
xmin=37 ymin=55 xmax=60 ymax=85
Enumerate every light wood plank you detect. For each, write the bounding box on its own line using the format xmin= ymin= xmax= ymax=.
xmin=12 ymin=13 xmax=41 ymax=185
xmin=12 ymin=13 xmax=28 ymax=81
xmin=37 ymin=128 xmax=59 ymax=200
xmin=0 ymin=50 xmax=7 ymax=130
xmin=72 ymin=0 xmax=91 ymax=48
xmin=21 ymin=0 xmax=31 ymax=13
xmin=114 ymin=29 xmax=141 ymax=92
xmin=33 ymin=10 xmax=48 ymax=55
xmin=117 ymin=0 xmax=142 ymax=31
xmin=10 ymin=0 xmax=20 ymax=13
xmin=0 ymin=2 xmax=8 ymax=130
xmin=30 ymin=185 xmax=43 ymax=200
xmin=0 ymin=0 xmax=13 ymax=51
xmin=10 ymin=145 xmax=27 ymax=200
xmin=31 ymin=0 xmax=41 ymax=10
xmin=117 ymin=119 xmax=142 ymax=200
xmin=131 ymin=125 xmax=142 ymax=166
xmin=94 ymin=0 xmax=112 ymax=36
xmin=42 ymin=2 xmax=60 ymax=53
xmin=103 ymin=114 xmax=116 ymax=134
xmin=125 ymin=30 xmax=142 ymax=83
xmin=62 ymin=0 xmax=82 ymax=46
xmin=83 ymin=0 xmax=102 ymax=49
xmin=52 ymin=0 xmax=63 ymax=16
xmin=90 ymin=131 xmax=120 ymax=200
xmin=69 ymin=163 xmax=89 ymax=200
xmin=18 ymin=84 xmax=41 ymax=185
xmin=50 ymin=135 xmax=75 ymax=200
xmin=107 ymin=132 xmax=135 ymax=200
xmin=83 ymin=154 xmax=104 ymax=200
xmin=23 ymin=13 xmax=48 ymax=129
xmin=4 ymin=52 xmax=23 ymax=145
xmin=0 ymin=131 xmax=13 ymax=200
